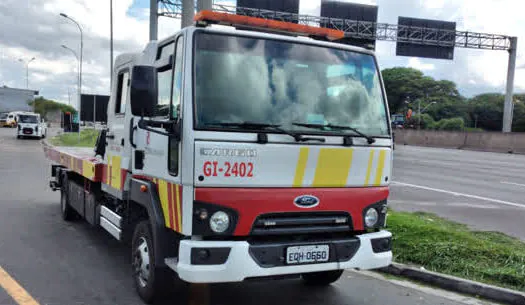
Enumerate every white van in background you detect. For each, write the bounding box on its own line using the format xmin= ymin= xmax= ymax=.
xmin=16 ymin=112 xmax=47 ymax=139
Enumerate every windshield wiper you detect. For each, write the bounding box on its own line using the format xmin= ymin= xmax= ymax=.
xmin=206 ymin=122 xmax=325 ymax=143
xmin=292 ymin=122 xmax=376 ymax=144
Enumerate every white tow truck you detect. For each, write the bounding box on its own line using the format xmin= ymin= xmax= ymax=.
xmin=44 ymin=11 xmax=393 ymax=303
xmin=16 ymin=112 xmax=47 ymax=139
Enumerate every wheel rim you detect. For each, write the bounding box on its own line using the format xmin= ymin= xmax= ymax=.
xmin=133 ymin=237 xmax=150 ymax=288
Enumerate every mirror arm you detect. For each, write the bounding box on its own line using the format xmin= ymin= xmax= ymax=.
xmin=137 ymin=118 xmax=181 ymax=141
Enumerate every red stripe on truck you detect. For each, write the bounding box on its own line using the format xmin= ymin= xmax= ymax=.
xmin=195 ymin=187 xmax=389 ymax=236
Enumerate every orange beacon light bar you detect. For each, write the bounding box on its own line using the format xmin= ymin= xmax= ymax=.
xmin=194 ymin=10 xmax=346 ymax=41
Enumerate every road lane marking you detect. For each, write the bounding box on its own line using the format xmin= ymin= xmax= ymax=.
xmin=501 ymin=181 xmax=525 ymax=187
xmin=0 ymin=266 xmax=40 ymax=305
xmin=392 ymin=181 xmax=525 ymax=209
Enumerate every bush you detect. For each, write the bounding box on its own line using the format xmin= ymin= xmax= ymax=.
xmin=435 ymin=117 xmax=465 ymax=131
xmin=406 ymin=113 xmax=435 ymax=129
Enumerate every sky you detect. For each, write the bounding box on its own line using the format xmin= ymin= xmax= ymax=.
xmin=0 ymin=0 xmax=523 ymax=109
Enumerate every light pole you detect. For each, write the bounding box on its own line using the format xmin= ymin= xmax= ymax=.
xmin=61 ymin=44 xmax=80 ymax=107
xmin=421 ymin=101 xmax=437 ymax=114
xmin=60 ymin=13 xmax=83 ymax=128
xmin=18 ymin=57 xmax=36 ymax=111
xmin=405 ymin=98 xmax=436 ymax=129
xmin=18 ymin=57 xmax=35 ymax=89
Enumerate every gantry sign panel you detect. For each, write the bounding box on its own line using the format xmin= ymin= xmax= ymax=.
xmin=320 ymin=0 xmax=378 ymax=50
xmin=396 ymin=16 xmax=456 ymax=60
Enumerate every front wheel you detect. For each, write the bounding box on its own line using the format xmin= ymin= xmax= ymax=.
xmin=301 ymin=270 xmax=344 ymax=286
xmin=132 ymin=220 xmax=173 ymax=304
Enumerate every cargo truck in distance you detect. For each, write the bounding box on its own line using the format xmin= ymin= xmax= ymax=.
xmin=44 ymin=11 xmax=393 ymax=303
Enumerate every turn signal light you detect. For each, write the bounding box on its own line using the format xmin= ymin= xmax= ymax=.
xmin=140 ymin=185 xmax=148 ymax=192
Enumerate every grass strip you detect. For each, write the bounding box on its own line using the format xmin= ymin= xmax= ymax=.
xmin=49 ymin=129 xmax=100 ymax=147
xmin=388 ymin=211 xmax=525 ymax=292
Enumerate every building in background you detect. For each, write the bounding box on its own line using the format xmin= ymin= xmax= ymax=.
xmin=0 ymin=86 xmax=38 ymax=112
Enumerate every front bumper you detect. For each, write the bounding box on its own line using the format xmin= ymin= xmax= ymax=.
xmin=171 ymin=230 xmax=392 ymax=283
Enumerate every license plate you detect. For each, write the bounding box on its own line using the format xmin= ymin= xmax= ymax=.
xmin=24 ymin=131 xmax=32 ymax=134
xmin=286 ymin=245 xmax=329 ymax=265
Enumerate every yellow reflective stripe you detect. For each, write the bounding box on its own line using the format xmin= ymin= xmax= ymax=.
xmin=293 ymin=148 xmax=309 ymax=187
xmin=83 ymin=160 xmax=94 ymax=179
xmin=364 ymin=150 xmax=375 ymax=186
xmin=158 ymin=179 xmax=170 ymax=226
xmin=374 ymin=150 xmax=387 ymax=186
xmin=175 ymin=184 xmax=182 ymax=232
xmin=111 ymin=156 xmax=121 ymax=189
xmin=312 ymin=148 xmax=353 ymax=187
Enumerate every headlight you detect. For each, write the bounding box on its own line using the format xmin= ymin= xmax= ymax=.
xmin=209 ymin=211 xmax=230 ymax=233
xmin=364 ymin=208 xmax=379 ymax=227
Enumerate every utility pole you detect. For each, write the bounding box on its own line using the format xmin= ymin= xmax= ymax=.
xmin=181 ymin=0 xmax=195 ymax=28
xmin=150 ymin=0 xmax=158 ymax=41
xmin=110 ymin=0 xmax=114 ymax=89
xmin=197 ymin=0 xmax=213 ymax=11
xmin=93 ymin=95 xmax=96 ymax=127
xmin=502 ymin=37 xmax=518 ymax=133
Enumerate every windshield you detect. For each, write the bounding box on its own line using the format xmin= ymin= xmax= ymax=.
xmin=18 ymin=115 xmax=38 ymax=123
xmin=193 ymin=32 xmax=389 ymax=137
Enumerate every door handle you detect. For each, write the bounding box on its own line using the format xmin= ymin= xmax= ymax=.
xmin=106 ymin=134 xmax=115 ymax=139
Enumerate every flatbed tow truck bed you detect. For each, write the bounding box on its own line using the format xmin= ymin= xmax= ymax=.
xmin=43 ymin=143 xmax=105 ymax=182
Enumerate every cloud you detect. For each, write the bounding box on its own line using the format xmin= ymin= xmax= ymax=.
xmin=0 ymin=0 xmax=523 ymax=113
xmin=407 ymin=58 xmax=435 ymax=71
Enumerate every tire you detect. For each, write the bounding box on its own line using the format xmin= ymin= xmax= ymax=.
xmin=16 ymin=135 xmax=20 ymax=139
xmin=60 ymin=177 xmax=76 ymax=221
xmin=301 ymin=270 xmax=344 ymax=286
xmin=132 ymin=220 xmax=173 ymax=303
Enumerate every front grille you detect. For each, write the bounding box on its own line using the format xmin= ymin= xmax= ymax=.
xmin=23 ymin=128 xmax=33 ymax=134
xmin=251 ymin=212 xmax=352 ymax=236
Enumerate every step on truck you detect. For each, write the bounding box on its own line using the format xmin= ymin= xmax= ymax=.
xmin=44 ymin=10 xmax=393 ymax=303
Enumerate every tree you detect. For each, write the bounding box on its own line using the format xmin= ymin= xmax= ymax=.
xmin=381 ymin=67 xmax=428 ymax=114
xmin=28 ymin=97 xmax=76 ymax=120
xmin=381 ymin=67 xmax=464 ymax=119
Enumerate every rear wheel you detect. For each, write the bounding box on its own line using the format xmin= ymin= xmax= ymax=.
xmin=301 ymin=270 xmax=344 ymax=286
xmin=132 ymin=220 xmax=173 ymax=303
xmin=60 ymin=177 xmax=76 ymax=221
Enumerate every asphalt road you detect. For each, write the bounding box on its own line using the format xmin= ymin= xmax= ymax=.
xmin=391 ymin=145 xmax=525 ymax=241
xmin=0 ymin=128 xmax=498 ymax=305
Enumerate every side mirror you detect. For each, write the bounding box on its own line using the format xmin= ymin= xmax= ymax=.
xmin=130 ymin=65 xmax=157 ymax=117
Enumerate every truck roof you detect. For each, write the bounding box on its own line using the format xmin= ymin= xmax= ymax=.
xmin=189 ymin=24 xmax=376 ymax=56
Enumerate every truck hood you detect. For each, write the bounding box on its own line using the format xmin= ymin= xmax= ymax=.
xmin=194 ymin=141 xmax=392 ymax=188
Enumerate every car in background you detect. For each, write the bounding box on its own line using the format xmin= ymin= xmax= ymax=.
xmin=16 ymin=113 xmax=47 ymax=139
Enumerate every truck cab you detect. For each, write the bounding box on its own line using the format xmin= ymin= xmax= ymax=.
xmin=16 ymin=112 xmax=47 ymax=139
xmin=47 ymin=11 xmax=393 ymax=303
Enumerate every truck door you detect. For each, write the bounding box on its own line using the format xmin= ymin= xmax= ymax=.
xmin=103 ymin=67 xmax=132 ymax=197
xmin=131 ymin=36 xmax=185 ymax=234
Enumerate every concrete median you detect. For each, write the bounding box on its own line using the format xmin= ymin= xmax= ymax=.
xmin=395 ymin=129 xmax=525 ymax=154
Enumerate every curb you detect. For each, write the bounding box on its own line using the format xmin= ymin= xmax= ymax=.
xmin=378 ymin=263 xmax=525 ymax=305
